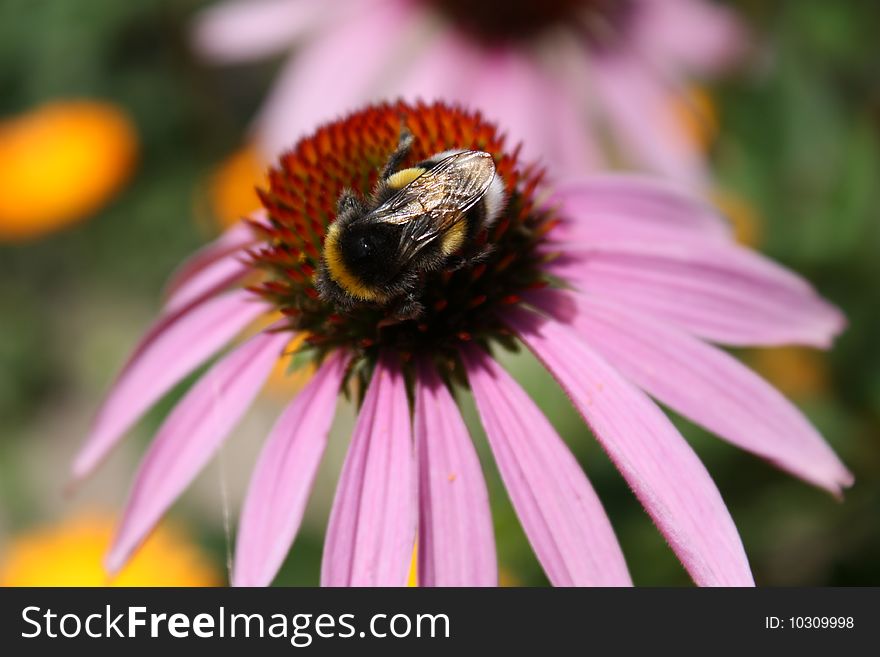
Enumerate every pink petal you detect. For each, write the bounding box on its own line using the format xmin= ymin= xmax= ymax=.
xmin=547 ymin=174 xmax=731 ymax=241
xmin=591 ymin=50 xmax=708 ymax=187
xmin=461 ymin=49 xmax=599 ymax=177
xmin=547 ymin=233 xmax=845 ymax=348
xmin=233 ymin=351 xmax=348 ymax=587
xmin=461 ymin=345 xmax=632 ymax=587
xmin=321 ymin=353 xmax=416 ymax=586
xmin=390 ymin=30 xmax=480 ymax=107
xmin=191 ymin=0 xmax=351 ymax=63
xmin=73 ymin=289 xmax=269 ymax=482
xmin=638 ymin=0 xmax=747 ymax=74
xmin=466 ymin=50 xmax=545 ymax=156
xmin=415 ymin=359 xmax=497 ymax=587
xmin=532 ymin=289 xmax=853 ymax=494
xmin=530 ymin=66 xmax=602 ymax=177
xmin=162 ymin=219 xmax=258 ymax=311
xmin=164 ymin=254 xmax=252 ymax=316
xmin=389 ymin=31 xmax=601 ymax=176
xmin=106 ymin=328 xmax=290 ymax=573
xmin=254 ymin=0 xmax=418 ymax=158
xmin=506 ymin=307 xmax=754 ymax=587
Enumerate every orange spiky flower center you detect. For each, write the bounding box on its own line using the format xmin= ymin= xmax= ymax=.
xmin=249 ymin=102 xmax=556 ymax=383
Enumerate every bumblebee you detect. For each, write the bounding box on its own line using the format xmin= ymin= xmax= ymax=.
xmin=316 ymin=130 xmax=506 ymax=319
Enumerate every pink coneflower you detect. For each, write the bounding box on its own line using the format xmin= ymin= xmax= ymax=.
xmin=192 ymin=0 xmax=745 ymax=185
xmin=76 ymin=102 xmax=850 ymax=587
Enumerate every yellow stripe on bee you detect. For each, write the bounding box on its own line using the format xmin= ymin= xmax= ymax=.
xmin=440 ymin=219 xmax=467 ymax=256
xmin=386 ymin=167 xmax=425 ymax=190
xmin=323 ymin=222 xmax=388 ymax=302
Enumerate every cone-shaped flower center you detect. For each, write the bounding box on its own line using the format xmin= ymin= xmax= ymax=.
xmin=427 ymin=0 xmax=632 ymax=44
xmin=251 ymin=102 xmax=556 ymax=378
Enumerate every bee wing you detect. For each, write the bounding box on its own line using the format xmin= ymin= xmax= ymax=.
xmin=368 ymin=151 xmax=496 ymax=254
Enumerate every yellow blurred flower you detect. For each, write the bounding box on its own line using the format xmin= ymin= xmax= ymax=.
xmin=747 ymin=347 xmax=829 ymax=401
xmin=671 ymin=85 xmax=719 ymax=154
xmin=0 ymin=512 xmax=220 ymax=587
xmin=407 ymin=544 xmax=418 ymax=587
xmin=713 ymin=189 xmax=764 ymax=248
xmin=208 ymin=145 xmax=267 ymax=231
xmin=0 ymin=100 xmax=137 ymax=241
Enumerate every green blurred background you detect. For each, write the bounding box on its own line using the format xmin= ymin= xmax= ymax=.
xmin=0 ymin=0 xmax=877 ymax=586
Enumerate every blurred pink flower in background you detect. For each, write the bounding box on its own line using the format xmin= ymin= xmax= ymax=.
xmin=192 ymin=0 xmax=745 ymax=186
xmin=74 ymin=102 xmax=850 ymax=587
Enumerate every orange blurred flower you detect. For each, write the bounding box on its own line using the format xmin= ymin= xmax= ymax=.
xmin=670 ymin=86 xmax=765 ymax=250
xmin=671 ymin=85 xmax=719 ymax=154
xmin=713 ymin=189 xmax=764 ymax=248
xmin=0 ymin=100 xmax=137 ymax=241
xmin=0 ymin=511 xmax=220 ymax=587
xmin=266 ymin=333 xmax=315 ymax=400
xmin=208 ymin=144 xmax=267 ymax=230
xmin=747 ymin=347 xmax=829 ymax=400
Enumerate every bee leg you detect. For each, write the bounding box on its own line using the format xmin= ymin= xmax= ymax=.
xmin=445 ymin=245 xmax=495 ymax=272
xmin=376 ymin=293 xmax=424 ymax=326
xmin=395 ymin=296 xmax=424 ymax=321
xmin=381 ymin=128 xmax=414 ymax=179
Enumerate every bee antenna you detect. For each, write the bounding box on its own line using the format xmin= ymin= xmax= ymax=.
xmin=398 ymin=124 xmax=414 ymax=149
xmin=381 ymin=125 xmax=415 ymax=179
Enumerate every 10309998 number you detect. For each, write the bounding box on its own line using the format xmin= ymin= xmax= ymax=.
xmin=790 ymin=617 xmax=854 ymax=629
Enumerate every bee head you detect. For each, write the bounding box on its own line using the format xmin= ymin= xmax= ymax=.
xmin=338 ymin=222 xmax=399 ymax=286
xmin=320 ymin=213 xmax=404 ymax=305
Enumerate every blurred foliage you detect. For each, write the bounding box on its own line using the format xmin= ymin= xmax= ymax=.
xmin=0 ymin=0 xmax=877 ymax=586
xmin=712 ymin=0 xmax=880 ymax=586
